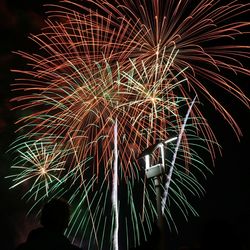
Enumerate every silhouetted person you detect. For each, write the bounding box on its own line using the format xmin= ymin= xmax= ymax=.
xmin=16 ymin=198 xmax=81 ymax=250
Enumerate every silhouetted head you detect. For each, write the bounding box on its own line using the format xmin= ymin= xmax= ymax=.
xmin=40 ymin=198 xmax=70 ymax=233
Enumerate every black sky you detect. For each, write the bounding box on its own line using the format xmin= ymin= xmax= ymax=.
xmin=0 ymin=1 xmax=249 ymax=249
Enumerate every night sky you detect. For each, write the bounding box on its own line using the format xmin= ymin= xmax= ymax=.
xmin=0 ymin=1 xmax=249 ymax=249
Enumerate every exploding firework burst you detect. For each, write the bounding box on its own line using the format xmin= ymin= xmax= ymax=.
xmin=9 ymin=50 xmax=212 ymax=248
xmin=12 ymin=45 xmax=202 ymax=179
xmin=8 ymin=141 xmax=66 ymax=199
xmin=48 ymin=0 xmax=249 ymax=135
xmin=7 ymin=0 xmax=249 ymax=249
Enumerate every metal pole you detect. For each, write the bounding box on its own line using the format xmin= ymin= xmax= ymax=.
xmin=154 ymin=176 xmax=165 ymax=250
xmin=154 ymin=176 xmax=163 ymax=229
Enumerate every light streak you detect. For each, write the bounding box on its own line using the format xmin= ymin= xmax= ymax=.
xmin=162 ymin=96 xmax=197 ymax=214
xmin=112 ymin=118 xmax=119 ymax=250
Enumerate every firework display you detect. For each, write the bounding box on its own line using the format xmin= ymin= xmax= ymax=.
xmin=8 ymin=1 xmax=249 ymax=249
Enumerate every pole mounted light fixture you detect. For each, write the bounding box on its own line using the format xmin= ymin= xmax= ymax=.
xmin=139 ymin=136 xmax=178 ymax=179
xmin=138 ymin=136 xmax=177 ymax=223
xmin=138 ymin=136 xmax=178 ymax=249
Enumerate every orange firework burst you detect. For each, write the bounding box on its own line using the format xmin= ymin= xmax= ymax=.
xmin=48 ymin=0 xmax=249 ymax=136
